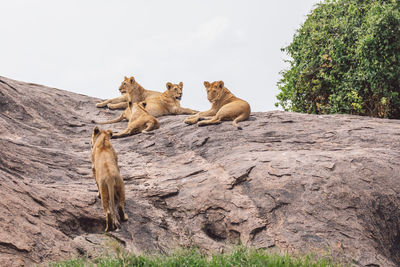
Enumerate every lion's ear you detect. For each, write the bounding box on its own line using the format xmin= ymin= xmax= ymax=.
xmin=106 ymin=129 xmax=113 ymax=137
xmin=166 ymin=82 xmax=172 ymax=90
xmin=124 ymin=76 xmax=128 ymax=80
xmin=204 ymin=81 xmax=210 ymax=88
xmin=129 ymin=77 xmax=135 ymax=84
xmin=218 ymin=81 xmax=224 ymax=89
xmin=179 ymin=82 xmax=183 ymax=88
xmin=93 ymin=126 xmax=100 ymax=135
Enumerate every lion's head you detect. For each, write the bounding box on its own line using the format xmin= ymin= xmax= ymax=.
xmin=166 ymin=82 xmax=183 ymax=101
xmin=204 ymin=81 xmax=226 ymax=103
xmin=91 ymin=126 xmax=112 ymax=148
xmin=119 ymin=76 xmax=140 ymax=95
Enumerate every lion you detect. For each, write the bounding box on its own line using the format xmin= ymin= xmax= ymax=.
xmin=90 ymin=126 xmax=128 ymax=231
xmin=93 ymin=76 xmax=163 ymax=125
xmin=95 ymin=76 xmax=161 ymax=110
xmin=184 ymin=81 xmax=250 ymax=129
xmin=143 ymin=82 xmax=198 ymax=117
xmin=111 ymin=101 xmax=160 ymax=138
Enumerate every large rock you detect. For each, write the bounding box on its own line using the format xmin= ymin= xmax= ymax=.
xmin=0 ymin=76 xmax=399 ymax=266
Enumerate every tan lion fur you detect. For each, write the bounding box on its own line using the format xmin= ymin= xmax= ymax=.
xmin=144 ymin=82 xmax=198 ymax=117
xmin=124 ymin=76 xmax=161 ymax=104
xmin=184 ymin=81 xmax=251 ymax=129
xmin=90 ymin=127 xmax=128 ymax=231
xmin=112 ymin=101 xmax=160 ymax=139
xmin=93 ymin=76 xmax=162 ymax=125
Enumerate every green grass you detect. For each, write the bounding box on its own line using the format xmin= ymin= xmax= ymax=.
xmin=48 ymin=247 xmax=346 ymax=267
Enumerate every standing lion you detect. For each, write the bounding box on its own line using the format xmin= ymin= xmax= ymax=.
xmin=184 ymin=81 xmax=251 ymax=129
xmin=90 ymin=126 xmax=128 ymax=231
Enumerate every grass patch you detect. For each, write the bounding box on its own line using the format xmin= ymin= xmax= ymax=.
xmin=48 ymin=247 xmax=345 ymax=267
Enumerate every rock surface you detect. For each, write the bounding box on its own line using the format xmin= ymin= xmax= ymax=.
xmin=1 ymin=76 xmax=400 ymax=266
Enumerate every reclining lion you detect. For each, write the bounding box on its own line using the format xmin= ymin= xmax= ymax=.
xmin=184 ymin=81 xmax=250 ymax=129
xmin=90 ymin=126 xmax=128 ymax=231
xmin=93 ymin=76 xmax=162 ymax=125
xmin=96 ymin=76 xmax=161 ymax=110
xmin=112 ymin=101 xmax=160 ymax=138
xmin=144 ymin=82 xmax=198 ymax=117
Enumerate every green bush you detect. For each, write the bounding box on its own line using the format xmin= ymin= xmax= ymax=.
xmin=276 ymin=0 xmax=400 ymax=118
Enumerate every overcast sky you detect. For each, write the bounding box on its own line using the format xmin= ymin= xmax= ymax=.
xmin=0 ymin=0 xmax=319 ymax=112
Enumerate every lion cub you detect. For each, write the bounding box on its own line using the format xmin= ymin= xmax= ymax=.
xmin=144 ymin=82 xmax=198 ymax=117
xmin=111 ymin=101 xmax=160 ymax=139
xmin=184 ymin=81 xmax=250 ymax=129
xmin=91 ymin=126 xmax=128 ymax=231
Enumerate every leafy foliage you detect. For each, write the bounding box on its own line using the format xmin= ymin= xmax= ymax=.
xmin=277 ymin=0 xmax=400 ymax=118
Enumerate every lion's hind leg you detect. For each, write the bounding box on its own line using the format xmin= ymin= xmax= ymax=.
xmin=100 ymin=182 xmax=112 ymax=232
xmin=115 ymin=180 xmax=128 ymax=221
xmin=112 ymin=121 xmax=141 ymax=139
xmin=141 ymin=121 xmax=157 ymax=134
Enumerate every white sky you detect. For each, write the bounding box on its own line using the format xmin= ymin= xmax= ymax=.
xmin=0 ymin=0 xmax=319 ymax=112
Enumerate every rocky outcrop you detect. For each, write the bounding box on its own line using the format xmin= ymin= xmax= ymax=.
xmin=0 ymin=76 xmax=400 ymax=266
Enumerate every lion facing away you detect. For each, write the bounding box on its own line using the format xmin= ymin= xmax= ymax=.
xmin=90 ymin=126 xmax=128 ymax=231
xmin=95 ymin=76 xmax=161 ymax=110
xmin=184 ymin=81 xmax=250 ymax=129
xmin=144 ymin=82 xmax=198 ymax=117
xmin=111 ymin=101 xmax=160 ymax=139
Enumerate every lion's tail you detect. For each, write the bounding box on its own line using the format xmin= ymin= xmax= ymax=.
xmin=95 ymin=113 xmax=125 ymax=125
xmin=232 ymin=113 xmax=248 ymax=130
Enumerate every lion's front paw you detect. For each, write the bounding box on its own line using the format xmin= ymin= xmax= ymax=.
xmin=184 ymin=117 xmax=198 ymax=125
xmin=197 ymin=121 xmax=208 ymax=127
